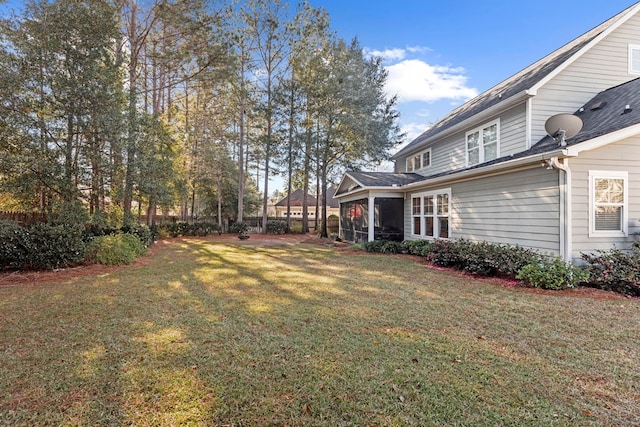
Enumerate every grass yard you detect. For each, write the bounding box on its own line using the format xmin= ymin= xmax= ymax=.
xmin=1 ymin=235 xmax=639 ymax=426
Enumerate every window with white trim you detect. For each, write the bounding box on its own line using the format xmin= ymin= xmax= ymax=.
xmin=589 ymin=171 xmax=628 ymax=237
xmin=466 ymin=120 xmax=499 ymax=166
xmin=406 ymin=148 xmax=432 ymax=172
xmin=411 ymin=189 xmax=451 ymax=238
xmin=629 ymin=44 xmax=640 ymax=74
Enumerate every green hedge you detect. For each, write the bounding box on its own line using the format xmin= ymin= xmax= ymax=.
xmin=363 ymin=238 xmax=592 ymax=291
xmin=0 ymin=220 xmax=29 ymax=270
xmin=0 ymin=221 xmax=87 ymax=270
xmin=581 ymin=243 xmax=640 ymax=296
xmin=266 ymin=220 xmax=287 ymax=234
xmin=85 ymin=233 xmax=146 ymax=266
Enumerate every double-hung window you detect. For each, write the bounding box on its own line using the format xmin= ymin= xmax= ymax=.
xmin=411 ymin=189 xmax=451 ymax=239
xmin=589 ymin=171 xmax=628 ymax=237
xmin=406 ymin=148 xmax=432 ymax=172
xmin=466 ymin=120 xmax=499 ymax=166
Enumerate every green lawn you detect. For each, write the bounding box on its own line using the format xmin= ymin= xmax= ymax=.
xmin=1 ymin=236 xmax=639 ymax=426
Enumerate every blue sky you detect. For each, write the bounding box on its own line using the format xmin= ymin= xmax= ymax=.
xmin=1 ymin=0 xmax=638 ymax=190
xmin=312 ymin=0 xmax=638 ymax=145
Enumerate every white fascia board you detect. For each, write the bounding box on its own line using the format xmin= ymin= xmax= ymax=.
xmin=392 ymin=91 xmax=532 ymax=160
xmin=566 ymin=123 xmax=640 ymax=156
xmin=334 ymin=187 xmax=404 ymax=203
xmin=401 ymin=149 xmax=567 ymax=191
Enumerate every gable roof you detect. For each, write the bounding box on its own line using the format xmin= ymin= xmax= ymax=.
xmin=275 ymin=189 xmax=316 ymax=207
xmin=324 ymin=185 xmax=339 ymax=208
xmin=335 ymin=172 xmax=426 ymax=197
xmin=394 ymin=2 xmax=640 ymax=159
xmin=336 ymin=77 xmax=640 ymax=196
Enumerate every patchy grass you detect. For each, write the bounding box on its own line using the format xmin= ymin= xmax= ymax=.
xmin=1 ymin=236 xmax=639 ymax=426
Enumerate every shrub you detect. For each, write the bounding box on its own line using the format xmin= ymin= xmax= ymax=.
xmin=517 ymin=257 xmax=589 ymax=290
xmin=289 ymin=223 xmax=303 ymax=234
xmin=581 ymin=245 xmax=640 ymax=296
xmin=381 ymin=240 xmax=404 ymax=254
xmin=363 ymin=240 xmax=386 ymax=253
xmin=122 ymin=223 xmax=153 ymax=247
xmin=25 ymin=223 xmax=87 ymax=270
xmin=229 ymin=221 xmax=250 ymax=234
xmin=0 ymin=220 xmax=29 ymax=270
xmin=266 ymin=220 xmax=287 ymax=234
xmin=426 ymin=239 xmax=465 ymax=269
xmin=86 ymin=233 xmax=146 ymax=266
xmin=462 ymin=241 xmax=541 ymax=278
xmin=402 ymin=239 xmax=433 ymax=256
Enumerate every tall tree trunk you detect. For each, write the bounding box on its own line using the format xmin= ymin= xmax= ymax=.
xmin=320 ymin=159 xmax=328 ymax=238
xmin=123 ymin=0 xmax=138 ymax=226
xmin=286 ymin=84 xmax=294 ymax=233
xmin=237 ymin=46 xmax=246 ymax=223
xmin=302 ymin=118 xmax=311 ymax=234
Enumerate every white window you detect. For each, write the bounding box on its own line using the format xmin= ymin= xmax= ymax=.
xmin=406 ymin=148 xmax=432 ymax=172
xmin=589 ymin=171 xmax=628 ymax=237
xmin=411 ymin=188 xmax=451 ymax=239
xmin=466 ymin=120 xmax=499 ymax=166
xmin=629 ymin=44 xmax=640 ymax=74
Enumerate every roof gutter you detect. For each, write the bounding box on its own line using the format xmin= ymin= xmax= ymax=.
xmin=401 ymin=148 xmax=568 ymax=190
xmin=393 ymin=90 xmax=533 ymax=159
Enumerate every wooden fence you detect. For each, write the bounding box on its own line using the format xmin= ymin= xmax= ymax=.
xmin=0 ymin=211 xmax=47 ymax=226
xmin=0 ymin=212 xmax=339 ymax=234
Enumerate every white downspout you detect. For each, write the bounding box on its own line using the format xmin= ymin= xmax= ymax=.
xmin=549 ymin=157 xmax=572 ymax=262
xmin=368 ymin=196 xmax=375 ymax=242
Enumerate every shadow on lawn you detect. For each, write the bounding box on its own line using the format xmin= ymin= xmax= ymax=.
xmin=2 ymin=236 xmax=639 ymax=425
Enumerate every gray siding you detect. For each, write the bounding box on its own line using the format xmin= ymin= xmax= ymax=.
xmin=532 ymin=14 xmax=640 ymax=144
xmin=404 ymin=167 xmax=561 ymax=254
xmin=396 ymin=104 xmax=527 ymax=175
xmin=570 ymin=136 xmax=640 ymax=258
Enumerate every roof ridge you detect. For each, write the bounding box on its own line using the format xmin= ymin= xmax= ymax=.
xmin=394 ymin=2 xmax=640 ymax=158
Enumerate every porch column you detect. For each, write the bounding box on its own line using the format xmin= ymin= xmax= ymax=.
xmin=368 ymin=196 xmax=375 ymax=242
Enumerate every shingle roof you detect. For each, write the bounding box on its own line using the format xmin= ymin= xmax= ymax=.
xmin=334 ymin=172 xmax=427 ymax=196
xmin=559 ymin=77 xmax=640 ymax=146
xmin=275 ymin=189 xmax=316 ymax=207
xmin=340 ymin=77 xmax=640 ymax=189
xmin=349 ymin=172 xmax=426 ymax=187
xmin=394 ymin=4 xmax=635 ymax=159
xmin=324 ymin=185 xmax=339 ymax=208
xmin=424 ymin=77 xmax=640 ymax=180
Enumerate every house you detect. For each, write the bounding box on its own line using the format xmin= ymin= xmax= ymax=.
xmin=335 ymin=3 xmax=640 ymax=262
xmin=274 ymin=186 xmax=339 ymax=220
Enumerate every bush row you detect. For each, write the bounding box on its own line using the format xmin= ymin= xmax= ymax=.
xmin=1 ymin=221 xmax=89 ymax=270
xmin=0 ymin=220 xmax=154 ymax=271
xmin=580 ymin=242 xmax=640 ymax=296
xmin=152 ymin=222 xmax=220 ymax=238
xmin=363 ymin=238 xmax=639 ymax=295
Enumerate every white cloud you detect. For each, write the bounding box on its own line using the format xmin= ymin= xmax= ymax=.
xmin=406 ymin=45 xmax=432 ymax=54
xmin=385 ymin=59 xmax=478 ymax=104
xmin=365 ymin=47 xmax=406 ymax=62
xmin=401 ymin=122 xmax=430 ymax=142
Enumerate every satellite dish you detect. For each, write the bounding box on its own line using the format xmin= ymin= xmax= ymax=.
xmin=544 ymin=113 xmax=583 ymax=147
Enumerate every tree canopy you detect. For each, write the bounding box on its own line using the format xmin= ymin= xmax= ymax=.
xmin=0 ymin=0 xmax=402 ymax=231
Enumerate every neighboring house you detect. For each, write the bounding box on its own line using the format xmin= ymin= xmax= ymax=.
xmin=335 ymin=3 xmax=640 ymax=262
xmin=275 ymin=186 xmax=339 ymax=220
